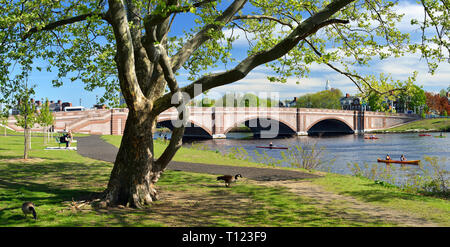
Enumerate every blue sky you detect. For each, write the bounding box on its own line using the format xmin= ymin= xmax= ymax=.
xmin=26 ymin=0 xmax=449 ymax=107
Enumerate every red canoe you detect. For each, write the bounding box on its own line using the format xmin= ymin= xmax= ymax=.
xmin=256 ymin=146 xmax=288 ymax=150
xmin=419 ymin=134 xmax=432 ymax=136
xmin=377 ymin=158 xmax=420 ymax=165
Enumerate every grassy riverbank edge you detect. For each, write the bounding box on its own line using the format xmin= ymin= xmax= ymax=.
xmin=368 ymin=118 xmax=450 ymax=133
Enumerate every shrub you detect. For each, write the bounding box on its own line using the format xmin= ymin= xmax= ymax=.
xmin=412 ymin=156 xmax=449 ymax=198
xmin=281 ymin=142 xmax=333 ymax=171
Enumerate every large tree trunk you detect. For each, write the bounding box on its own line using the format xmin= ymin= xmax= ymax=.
xmin=103 ymin=114 xmax=162 ymax=208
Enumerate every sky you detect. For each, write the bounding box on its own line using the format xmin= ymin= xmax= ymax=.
xmin=23 ymin=0 xmax=450 ymax=108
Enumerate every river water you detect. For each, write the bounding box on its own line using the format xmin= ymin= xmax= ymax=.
xmin=168 ymin=132 xmax=449 ymax=186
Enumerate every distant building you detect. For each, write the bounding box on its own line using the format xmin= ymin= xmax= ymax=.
xmin=285 ymin=97 xmax=297 ymax=107
xmin=340 ymin=93 xmax=362 ymax=110
xmin=48 ymin=100 xmax=72 ymax=112
xmin=11 ymin=99 xmax=74 ymax=115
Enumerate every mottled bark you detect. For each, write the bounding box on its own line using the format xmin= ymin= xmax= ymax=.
xmin=104 ymin=114 xmax=161 ymax=208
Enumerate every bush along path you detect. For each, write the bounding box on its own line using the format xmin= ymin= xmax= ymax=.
xmin=76 ymin=135 xmax=444 ymax=227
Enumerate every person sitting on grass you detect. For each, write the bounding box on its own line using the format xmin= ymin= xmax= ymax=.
xmin=59 ymin=132 xmax=71 ymax=148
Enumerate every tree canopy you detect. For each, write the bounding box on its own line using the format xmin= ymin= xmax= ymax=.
xmin=295 ymin=88 xmax=343 ymax=109
xmin=1 ymin=0 xmax=448 ymax=108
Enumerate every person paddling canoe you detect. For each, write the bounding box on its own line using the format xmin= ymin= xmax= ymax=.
xmin=386 ymin=154 xmax=391 ymax=160
xmin=400 ymin=154 xmax=407 ymax=161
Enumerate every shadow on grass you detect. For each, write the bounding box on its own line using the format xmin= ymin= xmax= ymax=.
xmin=339 ymin=182 xmax=436 ymax=203
xmin=0 ymin=156 xmax=17 ymax=160
xmin=0 ymin=178 xmax=103 ymax=226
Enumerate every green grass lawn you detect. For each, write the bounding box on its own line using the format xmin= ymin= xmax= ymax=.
xmin=381 ymin=118 xmax=450 ymax=132
xmin=0 ymin=134 xmax=448 ymax=226
xmin=313 ymin=174 xmax=450 ymax=225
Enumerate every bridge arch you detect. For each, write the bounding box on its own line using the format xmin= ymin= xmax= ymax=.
xmin=224 ymin=117 xmax=297 ymax=137
xmin=306 ymin=117 xmax=354 ymax=135
xmin=156 ymin=119 xmax=213 ymax=138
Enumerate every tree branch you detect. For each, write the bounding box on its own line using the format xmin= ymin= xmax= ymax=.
xmin=154 ymin=126 xmax=185 ymax=171
xmin=125 ymin=0 xmax=154 ymax=97
xmin=108 ymin=0 xmax=147 ymax=113
xmin=231 ymin=15 xmax=294 ymax=29
xmin=157 ymin=44 xmax=179 ymax=92
xmin=304 ymin=39 xmax=406 ymax=96
xmin=304 ymin=39 xmax=365 ymax=93
xmin=144 ymin=0 xmax=217 ymax=29
xmin=152 ymin=0 xmax=355 ymax=116
xmin=22 ymin=12 xmax=109 ymax=41
xmin=170 ymin=0 xmax=248 ymax=72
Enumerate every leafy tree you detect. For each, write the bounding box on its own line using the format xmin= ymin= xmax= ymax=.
xmin=0 ymin=0 xmax=448 ymax=207
xmin=37 ymin=98 xmax=55 ymax=144
xmin=0 ymin=107 xmax=9 ymax=136
xmin=397 ymin=85 xmax=426 ymax=113
xmin=425 ymin=92 xmax=450 ymax=115
xmin=214 ymin=93 xmax=276 ymax=107
xmin=366 ymin=91 xmax=384 ymax=112
xmin=296 ymin=88 xmax=343 ymax=109
xmin=14 ymin=85 xmax=37 ymax=160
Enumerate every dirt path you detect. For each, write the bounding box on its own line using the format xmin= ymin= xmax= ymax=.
xmin=251 ymin=179 xmax=440 ymax=227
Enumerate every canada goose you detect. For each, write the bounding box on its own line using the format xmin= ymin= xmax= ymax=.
xmin=22 ymin=202 xmax=37 ymax=220
xmin=217 ymin=174 xmax=242 ymax=187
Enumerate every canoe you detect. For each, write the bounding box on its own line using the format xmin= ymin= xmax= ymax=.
xmin=377 ymin=158 xmax=420 ymax=165
xmin=434 ymin=135 xmax=446 ymax=138
xmin=256 ymin=146 xmax=288 ymax=150
xmin=418 ymin=134 xmax=431 ymax=136
xmin=364 ymin=137 xmax=379 ymax=139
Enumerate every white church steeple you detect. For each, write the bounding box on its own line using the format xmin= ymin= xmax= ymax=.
xmin=325 ymin=80 xmax=331 ymax=90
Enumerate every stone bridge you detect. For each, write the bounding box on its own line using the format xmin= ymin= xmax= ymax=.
xmin=7 ymin=107 xmax=419 ymax=138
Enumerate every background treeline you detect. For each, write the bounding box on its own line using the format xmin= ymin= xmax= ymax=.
xmin=188 ymin=93 xmax=279 ymax=107
xmin=294 ymin=88 xmax=343 ymax=109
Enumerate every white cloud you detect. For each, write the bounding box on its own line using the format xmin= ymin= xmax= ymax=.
xmin=393 ymin=2 xmax=425 ymax=33
xmin=204 ymin=70 xmax=355 ymax=100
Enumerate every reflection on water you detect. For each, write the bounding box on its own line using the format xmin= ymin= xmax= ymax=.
xmin=155 ymin=131 xmax=449 ymax=185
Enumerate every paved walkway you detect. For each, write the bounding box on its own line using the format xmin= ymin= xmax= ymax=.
xmin=76 ymin=135 xmax=319 ymax=181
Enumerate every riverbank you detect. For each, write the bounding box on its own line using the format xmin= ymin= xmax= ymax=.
xmin=371 ymin=118 xmax=450 ymax=133
xmin=0 ymin=134 xmax=448 ymax=226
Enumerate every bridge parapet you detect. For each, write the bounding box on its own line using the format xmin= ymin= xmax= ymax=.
xmin=7 ymin=107 xmax=420 ymax=137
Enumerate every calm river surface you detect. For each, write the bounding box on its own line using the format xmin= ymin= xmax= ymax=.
xmin=173 ymin=132 xmax=449 ymax=185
